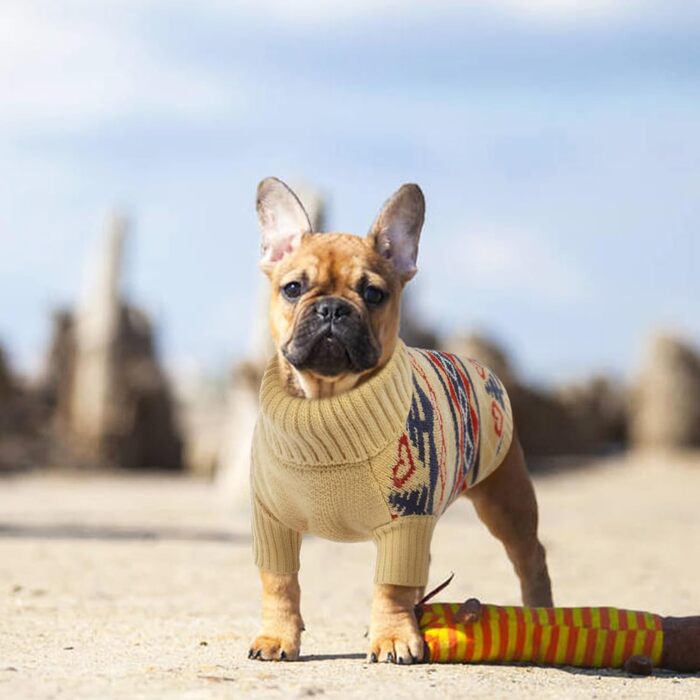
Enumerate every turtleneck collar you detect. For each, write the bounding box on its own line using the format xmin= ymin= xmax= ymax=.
xmin=258 ymin=341 xmax=413 ymax=466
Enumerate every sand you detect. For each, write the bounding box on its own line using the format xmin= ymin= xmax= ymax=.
xmin=2 ymin=451 xmax=699 ymax=698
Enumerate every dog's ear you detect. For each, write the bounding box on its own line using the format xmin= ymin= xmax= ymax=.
xmin=368 ymin=184 xmax=425 ymax=282
xmin=257 ymin=177 xmax=313 ymax=275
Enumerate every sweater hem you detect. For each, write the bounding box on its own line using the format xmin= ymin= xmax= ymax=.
xmin=372 ymin=515 xmax=437 ymax=587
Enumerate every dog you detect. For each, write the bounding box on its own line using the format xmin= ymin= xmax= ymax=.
xmin=248 ymin=177 xmax=553 ymax=664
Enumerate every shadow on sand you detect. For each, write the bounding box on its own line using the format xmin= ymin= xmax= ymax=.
xmin=297 ymin=656 xmax=700 ymax=677
xmin=451 ymin=660 xmax=699 ymax=680
xmin=299 ymin=653 xmax=367 ymax=662
xmin=0 ymin=522 xmax=249 ymax=543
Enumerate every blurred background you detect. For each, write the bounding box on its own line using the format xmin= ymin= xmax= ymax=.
xmin=1 ymin=0 xmax=699 ymax=482
xmin=2 ymin=5 xmax=700 ymax=695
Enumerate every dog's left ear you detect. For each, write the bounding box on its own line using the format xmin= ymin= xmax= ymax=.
xmin=257 ymin=177 xmax=313 ymax=275
xmin=368 ymin=184 xmax=425 ymax=282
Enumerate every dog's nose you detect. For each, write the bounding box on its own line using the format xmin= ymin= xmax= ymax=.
xmin=315 ymin=297 xmax=352 ymax=322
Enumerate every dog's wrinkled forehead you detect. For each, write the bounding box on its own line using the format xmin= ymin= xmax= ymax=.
xmin=274 ymin=234 xmax=393 ymax=295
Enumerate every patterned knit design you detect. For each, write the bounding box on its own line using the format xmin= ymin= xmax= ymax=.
xmin=384 ymin=350 xmax=512 ymax=520
xmin=251 ymin=341 xmax=514 ymax=586
xmin=419 ymin=603 xmax=664 ymax=667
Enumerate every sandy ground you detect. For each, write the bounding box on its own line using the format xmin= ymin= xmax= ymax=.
xmin=2 ymin=452 xmax=700 ymax=699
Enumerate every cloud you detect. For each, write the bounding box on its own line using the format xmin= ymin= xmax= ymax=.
xmin=424 ymin=226 xmax=590 ymax=305
xmin=0 ymin=2 xmax=242 ymax=132
xmin=0 ymin=0 xmax=692 ymax=137
xmin=493 ymin=0 xmax=636 ymax=23
xmin=195 ymin=0 xmax=663 ymax=28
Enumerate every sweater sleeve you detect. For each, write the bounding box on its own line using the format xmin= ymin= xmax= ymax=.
xmin=251 ymin=495 xmax=302 ymax=574
xmin=372 ymin=515 xmax=437 ymax=587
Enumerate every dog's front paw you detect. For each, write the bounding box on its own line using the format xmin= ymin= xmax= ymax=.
xmin=248 ymin=634 xmax=299 ymax=661
xmin=368 ymin=614 xmax=425 ymax=665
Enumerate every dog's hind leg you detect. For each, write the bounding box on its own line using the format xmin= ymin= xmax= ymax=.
xmin=464 ymin=430 xmax=553 ymax=607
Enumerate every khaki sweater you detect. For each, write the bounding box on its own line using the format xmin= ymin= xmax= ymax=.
xmin=251 ymin=341 xmax=513 ymax=587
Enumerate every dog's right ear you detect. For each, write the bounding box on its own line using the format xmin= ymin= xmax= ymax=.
xmin=257 ymin=177 xmax=313 ymax=275
xmin=368 ymin=183 xmax=425 ymax=283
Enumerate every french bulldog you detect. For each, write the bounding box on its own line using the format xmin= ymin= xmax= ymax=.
xmin=248 ymin=177 xmax=553 ymax=664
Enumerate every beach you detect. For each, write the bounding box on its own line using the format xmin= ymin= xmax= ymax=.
xmin=2 ymin=452 xmax=699 ymax=698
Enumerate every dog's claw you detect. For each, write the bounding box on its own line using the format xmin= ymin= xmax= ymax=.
xmin=249 ymin=633 xmax=300 ymax=662
xmin=397 ymin=656 xmax=404 ymax=665
xmin=386 ymin=652 xmax=394 ymax=664
xmin=370 ymin=652 xmax=377 ymax=663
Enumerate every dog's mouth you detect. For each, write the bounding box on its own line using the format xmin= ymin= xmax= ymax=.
xmin=296 ymin=333 xmax=354 ymax=376
xmin=283 ymin=316 xmax=380 ymax=378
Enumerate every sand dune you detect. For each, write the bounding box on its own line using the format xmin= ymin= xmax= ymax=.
xmin=2 ymin=452 xmax=699 ymax=698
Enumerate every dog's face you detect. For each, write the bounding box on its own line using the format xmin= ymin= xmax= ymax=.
xmin=256 ymin=178 xmax=425 ymax=398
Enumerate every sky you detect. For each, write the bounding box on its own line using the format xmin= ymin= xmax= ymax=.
xmin=0 ymin=0 xmax=698 ymax=385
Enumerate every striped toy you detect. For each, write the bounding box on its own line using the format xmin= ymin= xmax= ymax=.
xmin=418 ymin=601 xmax=664 ymax=668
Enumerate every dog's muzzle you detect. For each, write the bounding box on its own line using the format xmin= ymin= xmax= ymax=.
xmin=283 ymin=296 xmax=380 ymax=377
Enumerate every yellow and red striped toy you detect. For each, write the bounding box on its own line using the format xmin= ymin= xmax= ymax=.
xmin=414 ymin=576 xmax=700 ymax=672
xmin=418 ymin=601 xmax=663 ymax=667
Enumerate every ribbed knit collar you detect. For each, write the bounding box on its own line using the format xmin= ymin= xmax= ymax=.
xmin=258 ymin=341 xmax=413 ymax=466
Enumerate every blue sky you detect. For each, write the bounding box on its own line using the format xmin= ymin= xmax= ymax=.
xmin=1 ymin=0 xmax=698 ymax=384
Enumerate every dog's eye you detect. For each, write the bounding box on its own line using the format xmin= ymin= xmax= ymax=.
xmin=363 ymin=285 xmax=385 ymax=306
xmin=282 ymin=281 xmax=303 ymax=300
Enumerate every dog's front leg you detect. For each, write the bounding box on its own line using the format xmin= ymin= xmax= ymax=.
xmin=368 ymin=584 xmax=425 ymax=664
xmin=249 ymin=570 xmax=304 ymax=661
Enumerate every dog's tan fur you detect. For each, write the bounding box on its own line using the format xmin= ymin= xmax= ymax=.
xmin=267 ymin=233 xmax=402 ymax=398
xmin=250 ymin=178 xmax=552 ymax=664
xmin=249 ymin=571 xmax=303 ymax=661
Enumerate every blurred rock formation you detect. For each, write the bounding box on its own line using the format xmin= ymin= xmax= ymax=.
xmin=443 ymin=332 xmax=515 ymax=386
xmin=7 ymin=189 xmax=696 ymax=479
xmin=400 ymin=294 xmax=439 ymax=350
xmin=0 ymin=344 xmax=18 ymax=452
xmin=0 ymin=345 xmax=53 ymax=472
xmin=44 ymin=311 xmax=76 ymax=430
xmin=556 ymin=377 xmax=627 ymax=449
xmin=174 ymin=368 xmax=227 ymax=477
xmin=216 ymin=360 xmax=262 ymax=498
xmin=443 ymin=332 xmax=626 ymax=462
xmin=630 ymin=333 xmax=700 ymax=449
xmin=45 ymin=214 xmax=183 ymax=470
xmin=0 ymin=345 xmax=13 ymax=400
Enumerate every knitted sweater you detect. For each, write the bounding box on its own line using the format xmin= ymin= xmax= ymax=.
xmin=251 ymin=340 xmax=513 ymax=587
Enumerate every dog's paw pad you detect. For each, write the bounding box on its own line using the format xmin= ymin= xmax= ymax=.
xmin=248 ymin=635 xmax=298 ymax=661
xmin=368 ymin=634 xmax=424 ymax=665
